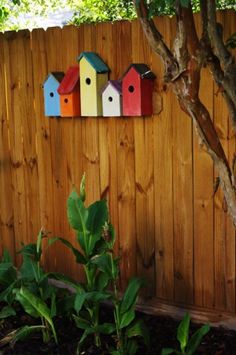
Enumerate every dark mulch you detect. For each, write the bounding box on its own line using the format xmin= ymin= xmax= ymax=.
xmin=0 ymin=307 xmax=236 ymax=354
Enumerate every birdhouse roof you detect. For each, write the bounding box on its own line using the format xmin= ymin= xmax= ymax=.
xmin=78 ymin=52 xmax=110 ymax=73
xmin=123 ymin=64 xmax=156 ymax=80
xmin=57 ymin=66 xmax=80 ymax=95
xmin=43 ymin=71 xmax=64 ymax=86
xmin=102 ymin=80 xmax=122 ymax=94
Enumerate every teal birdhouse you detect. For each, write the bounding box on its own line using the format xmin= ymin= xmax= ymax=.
xmin=43 ymin=72 xmax=64 ymax=117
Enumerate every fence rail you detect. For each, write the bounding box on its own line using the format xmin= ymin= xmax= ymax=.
xmin=0 ymin=12 xmax=236 ymax=319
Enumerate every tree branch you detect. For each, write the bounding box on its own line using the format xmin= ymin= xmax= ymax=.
xmin=133 ymin=0 xmax=179 ymax=81
xmin=200 ymin=0 xmax=236 ymax=129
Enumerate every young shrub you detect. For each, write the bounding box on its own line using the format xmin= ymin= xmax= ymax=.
xmin=161 ymin=312 xmax=210 ymax=355
xmin=55 ymin=174 xmax=149 ymax=354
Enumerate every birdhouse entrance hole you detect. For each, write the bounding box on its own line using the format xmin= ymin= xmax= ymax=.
xmin=64 ymin=98 xmax=68 ymax=103
xmin=85 ymin=78 xmax=91 ymax=85
xmin=50 ymin=92 xmax=54 ymax=97
xmin=108 ymin=96 xmax=113 ymax=102
xmin=128 ymin=85 xmax=135 ymax=93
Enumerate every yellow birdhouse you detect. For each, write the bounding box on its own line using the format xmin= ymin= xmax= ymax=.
xmin=78 ymin=52 xmax=110 ymax=116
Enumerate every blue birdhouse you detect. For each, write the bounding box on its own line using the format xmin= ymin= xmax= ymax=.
xmin=43 ymin=72 xmax=64 ymax=117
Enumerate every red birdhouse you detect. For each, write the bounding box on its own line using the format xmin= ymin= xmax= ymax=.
xmin=57 ymin=66 xmax=80 ymax=117
xmin=122 ymin=64 xmax=156 ymax=116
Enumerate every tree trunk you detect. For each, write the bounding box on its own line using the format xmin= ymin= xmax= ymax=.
xmin=134 ymin=0 xmax=236 ymax=228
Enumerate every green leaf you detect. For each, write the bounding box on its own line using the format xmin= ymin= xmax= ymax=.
xmin=0 ymin=305 xmax=16 ymax=319
xmin=186 ymin=323 xmax=210 ymax=355
xmin=120 ymin=309 xmax=135 ymax=328
xmin=20 ymin=256 xmax=42 ymax=282
xmin=120 ymin=277 xmax=144 ymax=314
xmin=0 ymin=262 xmax=17 ymax=286
xmin=126 ymin=319 xmax=150 ymax=346
xmin=94 ymin=323 xmax=116 ymax=335
xmin=87 ymin=232 xmax=103 ymax=257
xmin=74 ymin=292 xmax=87 ymax=313
xmin=80 ymin=173 xmax=86 ymax=202
xmin=127 ymin=339 xmax=138 ymax=355
xmin=73 ymin=314 xmax=91 ymax=330
xmin=91 ymin=253 xmax=118 ymax=280
xmin=161 ymin=348 xmax=175 ymax=355
xmin=15 ymin=287 xmax=58 ymax=343
xmin=36 ymin=229 xmax=44 ymax=258
xmin=49 ymin=237 xmax=86 ymax=264
xmin=67 ymin=190 xmax=88 ymax=232
xmin=10 ymin=325 xmax=45 ymax=346
xmin=95 ymin=272 xmax=110 ymax=291
xmin=18 ymin=243 xmax=38 ymax=260
xmin=177 ymin=313 xmax=190 ymax=352
xmin=86 ymin=200 xmax=108 ymax=235
xmin=0 ymin=325 xmax=45 ymax=347
xmin=15 ymin=287 xmax=50 ymax=318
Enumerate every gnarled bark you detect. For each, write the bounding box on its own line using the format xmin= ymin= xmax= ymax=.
xmin=133 ymin=0 xmax=236 ymax=227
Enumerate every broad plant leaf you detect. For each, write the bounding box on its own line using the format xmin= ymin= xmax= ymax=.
xmin=73 ymin=314 xmax=91 ymax=330
xmin=74 ymin=292 xmax=87 ymax=313
xmin=15 ymin=286 xmax=51 ymax=319
xmin=86 ymin=200 xmax=108 ymax=235
xmin=0 ymin=305 xmax=16 ymax=319
xmin=95 ymin=322 xmax=116 ymax=335
xmin=126 ymin=339 xmax=138 ymax=355
xmin=10 ymin=325 xmax=45 ymax=346
xmin=20 ymin=257 xmax=42 ymax=283
xmin=177 ymin=312 xmax=190 ymax=352
xmin=91 ymin=253 xmax=116 ymax=279
xmin=67 ymin=190 xmax=88 ymax=233
xmin=0 ymin=325 xmax=44 ymax=347
xmin=120 ymin=277 xmax=144 ymax=314
xmin=186 ymin=323 xmax=210 ymax=355
xmin=18 ymin=243 xmax=38 ymax=260
xmin=126 ymin=319 xmax=150 ymax=346
xmin=120 ymin=309 xmax=135 ymax=328
xmin=0 ymin=262 xmax=17 ymax=286
xmin=15 ymin=287 xmax=58 ymax=343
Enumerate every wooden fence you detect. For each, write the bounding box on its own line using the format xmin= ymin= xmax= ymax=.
xmin=0 ymin=11 xmax=236 ymax=322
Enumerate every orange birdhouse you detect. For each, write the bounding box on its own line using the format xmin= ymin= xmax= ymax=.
xmin=57 ymin=66 xmax=81 ymax=117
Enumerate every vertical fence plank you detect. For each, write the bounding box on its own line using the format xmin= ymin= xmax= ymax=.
xmin=3 ymin=31 xmax=40 ymax=264
xmin=95 ymin=22 xmax=120 ymax=254
xmin=81 ymin=24 xmax=100 ymax=205
xmin=153 ymin=17 xmax=174 ymax=300
xmin=115 ymin=21 xmax=136 ymax=288
xmin=169 ymin=18 xmax=194 ymax=304
xmin=0 ymin=35 xmax=15 ymax=259
xmin=31 ymin=29 xmax=54 ymax=269
xmin=132 ymin=20 xmax=155 ymax=298
xmin=44 ymin=27 xmax=69 ymax=273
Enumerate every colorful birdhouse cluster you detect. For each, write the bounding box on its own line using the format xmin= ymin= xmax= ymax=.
xmin=43 ymin=52 xmax=156 ymax=118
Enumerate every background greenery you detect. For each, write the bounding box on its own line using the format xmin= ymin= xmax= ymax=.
xmin=0 ymin=0 xmax=235 ymax=32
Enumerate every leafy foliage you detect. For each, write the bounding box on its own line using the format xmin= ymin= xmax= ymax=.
xmin=54 ymin=174 xmax=148 ymax=354
xmin=1 ymin=0 xmax=235 ymax=31
xmin=161 ymin=313 xmax=210 ymax=355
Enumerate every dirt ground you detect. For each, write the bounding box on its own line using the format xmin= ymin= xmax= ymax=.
xmin=1 ymin=308 xmax=236 ymax=354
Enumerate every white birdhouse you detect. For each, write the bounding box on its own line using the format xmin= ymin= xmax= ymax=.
xmin=102 ymin=80 xmax=122 ymax=117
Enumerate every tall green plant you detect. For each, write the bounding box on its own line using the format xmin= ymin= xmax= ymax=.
xmin=53 ymin=175 xmax=149 ymax=354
